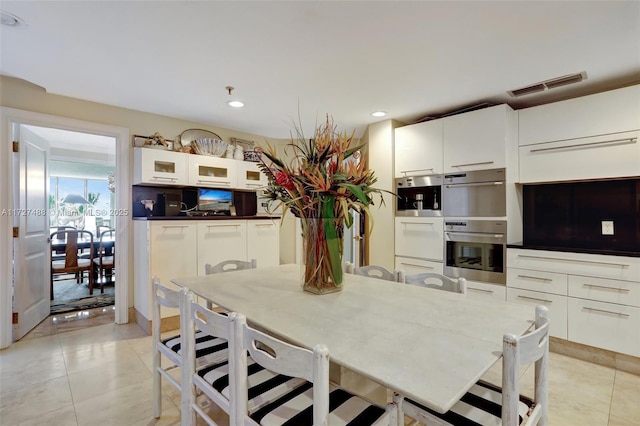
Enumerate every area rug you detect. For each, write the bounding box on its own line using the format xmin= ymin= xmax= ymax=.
xmin=50 ymin=293 xmax=115 ymax=315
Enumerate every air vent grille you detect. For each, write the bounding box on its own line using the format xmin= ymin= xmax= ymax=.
xmin=508 ymin=71 xmax=587 ymax=97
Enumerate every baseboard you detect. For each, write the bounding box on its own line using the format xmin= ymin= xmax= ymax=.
xmin=132 ymin=307 xmax=180 ymax=336
xmin=550 ymin=337 xmax=640 ymax=375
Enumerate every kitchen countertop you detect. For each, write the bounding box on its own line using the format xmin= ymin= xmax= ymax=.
xmin=507 ymin=243 xmax=640 ymax=258
xmin=132 ymin=215 xmax=280 ymax=221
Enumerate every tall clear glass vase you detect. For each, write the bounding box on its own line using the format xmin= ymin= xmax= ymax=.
xmin=300 ymin=217 xmax=345 ymax=295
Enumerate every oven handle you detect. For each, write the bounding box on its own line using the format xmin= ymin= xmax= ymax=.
xmin=445 ymin=232 xmax=505 ymax=239
xmin=444 ymin=181 xmax=504 ymax=189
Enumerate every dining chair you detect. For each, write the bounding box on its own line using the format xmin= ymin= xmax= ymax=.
xmin=50 ymin=229 xmax=94 ymax=300
xmin=394 ymin=305 xmax=550 ymax=426
xmin=92 ymin=228 xmax=115 ymax=294
xmin=233 ymin=312 xmax=398 ymax=425
xmin=151 ymin=279 xmax=229 ymax=419
xmin=182 ymin=292 xmax=308 ymax=426
xmin=349 ymin=264 xmax=403 ymax=282
xmin=204 ymin=258 xmax=257 ymax=275
xmin=399 ymin=271 xmax=467 ymax=294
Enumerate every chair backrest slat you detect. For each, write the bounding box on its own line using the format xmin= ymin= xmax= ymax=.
xmin=402 ymin=272 xmax=466 ymax=294
xmin=353 ymin=265 xmax=399 ymax=282
xmin=204 ymin=258 xmax=257 ymax=275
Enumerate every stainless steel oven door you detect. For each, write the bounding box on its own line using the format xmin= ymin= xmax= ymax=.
xmin=443 ymin=168 xmax=506 ymax=217
xmin=444 ymin=220 xmax=507 ymax=284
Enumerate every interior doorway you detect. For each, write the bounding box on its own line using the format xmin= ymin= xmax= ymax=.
xmin=0 ymin=107 xmax=130 ymax=347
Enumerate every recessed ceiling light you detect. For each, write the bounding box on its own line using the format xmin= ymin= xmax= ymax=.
xmin=227 ymin=100 xmax=245 ymax=108
xmin=371 ymin=111 xmax=387 ymax=117
xmin=0 ymin=10 xmax=25 ymax=27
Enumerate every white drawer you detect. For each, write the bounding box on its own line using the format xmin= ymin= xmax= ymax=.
xmin=507 ymin=267 xmax=568 ymax=296
xmin=395 ymin=256 xmax=443 ymax=276
xmin=507 ymin=249 xmax=640 ymax=282
xmin=395 ymin=217 xmax=444 ymax=262
xmin=465 ymin=280 xmax=506 ymax=302
xmin=507 ymin=288 xmax=567 ymax=339
xmin=568 ymin=276 xmax=640 ymax=308
xmin=568 ymin=298 xmax=640 ymax=357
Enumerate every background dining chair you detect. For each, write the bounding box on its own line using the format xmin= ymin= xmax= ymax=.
xmin=92 ymin=228 xmax=115 ymax=294
xmin=395 ymin=305 xmax=550 ymax=426
xmin=349 ymin=264 xmax=403 ymax=282
xmin=399 ymin=272 xmax=467 ymax=294
xmin=151 ymin=279 xmax=229 ymax=419
xmin=234 ymin=312 xmax=397 ymax=425
xmin=204 ymin=258 xmax=257 ymax=275
xmin=50 ymin=229 xmax=94 ymax=300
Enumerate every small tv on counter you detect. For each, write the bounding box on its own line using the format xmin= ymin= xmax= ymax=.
xmin=197 ymin=188 xmax=232 ymax=212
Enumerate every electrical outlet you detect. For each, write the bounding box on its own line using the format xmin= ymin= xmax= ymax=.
xmin=602 ymin=221 xmax=614 ymax=235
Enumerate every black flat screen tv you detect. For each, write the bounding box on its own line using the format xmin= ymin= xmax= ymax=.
xmin=197 ymin=188 xmax=232 ymax=212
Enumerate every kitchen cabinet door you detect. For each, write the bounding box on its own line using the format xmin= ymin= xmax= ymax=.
xmin=196 ymin=221 xmax=247 ymax=275
xmin=443 ymin=104 xmax=515 ymax=173
xmin=465 ymin=280 xmax=506 ymax=302
xmin=238 ymin=161 xmax=268 ymax=190
xmin=247 ymin=219 xmax=280 ymax=267
xmin=395 ymin=256 xmax=443 ymax=276
xmin=507 ymin=287 xmax=567 ymax=339
xmin=133 ymin=148 xmax=188 ymax=186
xmin=188 ymin=155 xmax=238 ymax=188
xmin=394 ymin=120 xmax=443 ymax=178
xmin=395 ymin=217 xmax=444 ymax=261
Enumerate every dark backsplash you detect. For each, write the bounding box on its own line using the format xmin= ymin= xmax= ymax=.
xmin=523 ymin=178 xmax=640 ymax=254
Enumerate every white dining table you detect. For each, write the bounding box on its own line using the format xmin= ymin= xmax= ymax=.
xmin=172 ymin=264 xmax=533 ymax=414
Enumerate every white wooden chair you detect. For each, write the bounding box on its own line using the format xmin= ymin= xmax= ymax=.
xmin=399 ymin=271 xmax=467 ymax=294
xmin=151 ymin=279 xmax=229 ymax=419
xmin=204 ymin=258 xmax=257 ymax=275
xmin=233 ymin=313 xmax=398 ymax=425
xmin=182 ymin=294 xmax=309 ymax=425
xmin=348 ymin=264 xmax=403 ymax=282
xmin=394 ymin=305 xmax=550 ymax=426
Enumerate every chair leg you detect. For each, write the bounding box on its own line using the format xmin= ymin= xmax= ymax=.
xmin=89 ymin=268 xmax=94 ymax=295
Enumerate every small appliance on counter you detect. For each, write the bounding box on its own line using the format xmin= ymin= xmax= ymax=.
xmin=156 ymin=192 xmax=182 ymax=216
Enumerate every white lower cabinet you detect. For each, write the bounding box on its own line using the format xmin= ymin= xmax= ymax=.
xmin=395 ymin=256 xmax=443 ymax=275
xmin=247 ymin=219 xmax=280 ymax=267
xmin=568 ymin=298 xmax=640 ymax=356
xmin=507 ymin=288 xmax=568 ymax=339
xmin=197 ymin=221 xmax=247 ymax=276
xmin=465 ymin=280 xmax=506 ymax=302
xmin=508 ymin=248 xmax=640 ymax=356
xmin=395 ymin=217 xmax=443 ymax=261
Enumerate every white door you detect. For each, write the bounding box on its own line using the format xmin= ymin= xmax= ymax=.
xmin=13 ymin=125 xmax=51 ymax=340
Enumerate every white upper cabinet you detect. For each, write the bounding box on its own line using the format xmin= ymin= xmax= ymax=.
xmin=133 ymin=148 xmax=188 ymax=186
xmin=187 ymin=155 xmax=238 ymax=188
xmin=394 ymin=120 xmax=443 ymax=177
xmin=519 ymin=84 xmax=640 ymax=146
xmin=518 ymin=85 xmax=640 ymax=183
xmin=443 ymin=104 xmax=517 ymax=173
xmin=237 ymin=161 xmax=268 ymax=190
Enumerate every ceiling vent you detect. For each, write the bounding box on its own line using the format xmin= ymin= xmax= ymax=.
xmin=508 ymin=71 xmax=587 ymax=97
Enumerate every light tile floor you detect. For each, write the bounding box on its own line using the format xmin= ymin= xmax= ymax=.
xmin=0 ymin=307 xmax=638 ymax=426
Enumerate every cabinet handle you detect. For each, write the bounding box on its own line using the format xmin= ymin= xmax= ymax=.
xmin=400 ymin=168 xmax=435 ymax=174
xmin=161 ymin=225 xmax=189 ymax=229
xmin=444 ymin=181 xmax=504 ymax=188
xmin=400 ymin=221 xmax=435 ymax=226
xmin=517 ymin=274 xmax=553 ymax=282
xmin=255 ymin=223 xmax=274 ymax=227
xmin=517 ymin=295 xmax=553 ymax=304
xmin=245 ymin=183 xmax=263 ymax=188
xmin=529 ymin=137 xmax=637 ymax=153
xmin=582 ymin=307 xmax=629 ymax=317
xmin=517 ymin=254 xmax=630 ymax=269
xmin=467 ymin=287 xmax=494 ymax=294
xmin=198 ymin=180 xmax=231 ymax=186
xmin=152 ymin=176 xmax=178 ymax=181
xmin=399 ymin=262 xmax=434 ymax=269
xmin=450 ymin=161 xmax=494 ymax=168
xmin=207 ymin=224 xmax=240 ymax=228
xmin=582 ymin=283 xmax=630 ymax=293
xmin=446 ymin=231 xmax=504 ymax=239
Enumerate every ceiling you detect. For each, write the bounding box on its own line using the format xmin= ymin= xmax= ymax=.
xmin=1 ymin=1 xmax=639 ymax=139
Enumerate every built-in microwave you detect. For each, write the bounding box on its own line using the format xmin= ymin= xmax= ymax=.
xmin=395 ymin=175 xmax=443 ymax=217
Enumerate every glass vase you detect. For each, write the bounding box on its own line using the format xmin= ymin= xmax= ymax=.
xmin=300 ymin=217 xmax=345 ymax=295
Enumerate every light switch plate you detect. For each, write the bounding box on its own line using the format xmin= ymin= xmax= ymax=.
xmin=602 ymin=221 xmax=614 ymax=235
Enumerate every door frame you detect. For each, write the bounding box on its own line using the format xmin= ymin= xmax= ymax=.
xmin=0 ymin=107 xmax=130 ymax=348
